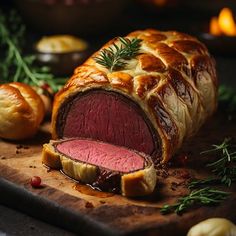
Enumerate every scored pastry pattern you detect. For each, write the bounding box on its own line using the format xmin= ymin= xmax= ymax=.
xmin=52 ymin=29 xmax=217 ymax=163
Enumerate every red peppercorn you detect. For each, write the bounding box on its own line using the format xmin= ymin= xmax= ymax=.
xmin=30 ymin=176 xmax=42 ymax=188
xmin=40 ymin=83 xmax=50 ymax=91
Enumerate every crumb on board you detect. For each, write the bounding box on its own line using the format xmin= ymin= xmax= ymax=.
xmin=16 ymin=144 xmax=29 ymax=149
xmin=15 ymin=144 xmax=30 ymax=154
xmin=85 ymin=201 xmax=94 ymax=208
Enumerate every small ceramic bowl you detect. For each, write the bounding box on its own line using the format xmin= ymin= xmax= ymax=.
xmin=36 ymin=50 xmax=91 ymax=76
xmin=35 ymin=35 xmax=92 ymax=76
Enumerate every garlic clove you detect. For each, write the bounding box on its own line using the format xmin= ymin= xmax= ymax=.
xmin=187 ymin=218 xmax=236 ymax=236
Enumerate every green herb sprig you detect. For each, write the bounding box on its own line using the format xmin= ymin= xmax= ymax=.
xmin=94 ymin=37 xmax=142 ymax=72
xmin=201 ymin=138 xmax=236 ymax=186
xmin=0 ymin=10 xmax=66 ymax=92
xmin=188 ymin=139 xmax=236 ymax=188
xmin=160 ymin=187 xmax=229 ymax=215
xmin=188 ymin=177 xmax=220 ymax=189
xmin=161 ymin=138 xmax=236 ymax=215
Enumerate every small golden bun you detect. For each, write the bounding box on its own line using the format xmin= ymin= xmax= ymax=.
xmin=0 ymin=82 xmax=45 ymax=140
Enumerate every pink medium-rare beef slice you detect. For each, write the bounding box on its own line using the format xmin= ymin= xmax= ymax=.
xmin=42 ymin=138 xmax=157 ymax=196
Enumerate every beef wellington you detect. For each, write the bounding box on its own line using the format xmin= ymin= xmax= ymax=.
xmin=42 ymin=29 xmax=217 ymax=196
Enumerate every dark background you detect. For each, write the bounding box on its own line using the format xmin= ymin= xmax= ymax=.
xmin=1 ymin=0 xmax=236 ymax=86
xmin=0 ymin=0 xmax=236 ymax=235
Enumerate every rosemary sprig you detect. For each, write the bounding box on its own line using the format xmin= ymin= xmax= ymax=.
xmin=188 ymin=139 xmax=236 ymax=188
xmin=0 ymin=10 xmax=66 ymax=92
xmin=160 ymin=187 xmax=229 ymax=215
xmin=200 ymin=138 xmax=231 ymax=156
xmin=201 ymin=138 xmax=236 ymax=186
xmin=188 ymin=177 xmax=220 ymax=189
xmin=94 ymin=37 xmax=142 ymax=72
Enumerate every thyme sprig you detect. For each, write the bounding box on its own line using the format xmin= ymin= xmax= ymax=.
xmin=94 ymin=37 xmax=142 ymax=72
xmin=0 ymin=10 xmax=66 ymax=92
xmin=160 ymin=187 xmax=229 ymax=215
xmin=201 ymin=138 xmax=236 ymax=186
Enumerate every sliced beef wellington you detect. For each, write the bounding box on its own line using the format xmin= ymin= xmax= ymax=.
xmin=42 ymin=139 xmax=156 ymax=197
xmin=42 ymin=29 xmax=217 ymax=196
xmin=50 ymin=29 xmax=217 ymax=164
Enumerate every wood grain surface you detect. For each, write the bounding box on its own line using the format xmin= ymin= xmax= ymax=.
xmin=0 ymin=111 xmax=236 ymax=236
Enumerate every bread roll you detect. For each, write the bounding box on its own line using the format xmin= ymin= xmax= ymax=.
xmin=0 ymin=82 xmax=45 ymax=140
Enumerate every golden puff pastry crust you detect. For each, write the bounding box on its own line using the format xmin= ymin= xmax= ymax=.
xmin=51 ymin=29 xmax=217 ymax=163
xmin=0 ymin=82 xmax=45 ymax=140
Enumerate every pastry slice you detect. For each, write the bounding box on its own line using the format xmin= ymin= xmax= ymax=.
xmin=42 ymin=138 xmax=157 ymax=197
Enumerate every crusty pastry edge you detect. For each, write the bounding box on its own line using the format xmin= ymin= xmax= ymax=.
xmin=42 ymin=141 xmax=157 ymax=197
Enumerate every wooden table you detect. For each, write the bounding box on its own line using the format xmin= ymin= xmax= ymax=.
xmin=1 ymin=110 xmax=236 ymax=236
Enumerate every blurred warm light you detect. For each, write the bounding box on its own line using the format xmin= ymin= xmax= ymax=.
xmin=142 ymin=0 xmax=178 ymax=7
xmin=153 ymin=0 xmax=167 ymax=6
xmin=210 ymin=8 xmax=236 ymax=36
xmin=210 ymin=17 xmax=222 ymax=36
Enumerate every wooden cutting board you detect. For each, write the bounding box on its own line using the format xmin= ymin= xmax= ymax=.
xmin=0 ymin=111 xmax=236 ymax=236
